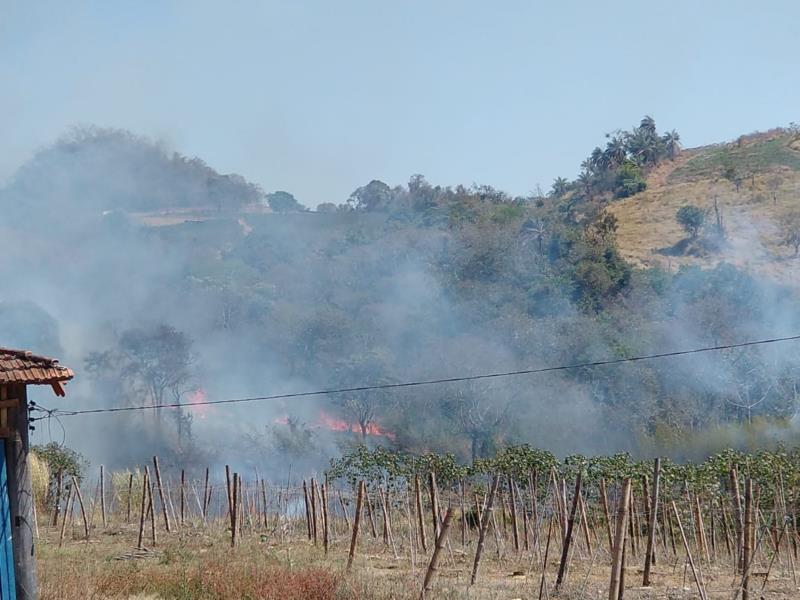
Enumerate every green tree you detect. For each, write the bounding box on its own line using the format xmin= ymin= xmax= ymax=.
xmin=267 ymin=190 xmax=306 ymax=212
xmin=549 ymin=177 xmax=570 ymax=198
xmin=614 ymin=161 xmax=646 ymax=198
xmin=676 ymin=204 xmax=706 ymax=238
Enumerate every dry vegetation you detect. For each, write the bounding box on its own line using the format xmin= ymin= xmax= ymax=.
xmin=608 ymin=130 xmax=800 ymax=283
xmin=34 ymin=460 xmax=800 ymax=599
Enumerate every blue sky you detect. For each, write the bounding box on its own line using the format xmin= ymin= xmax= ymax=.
xmin=2 ymin=1 xmax=798 ymax=206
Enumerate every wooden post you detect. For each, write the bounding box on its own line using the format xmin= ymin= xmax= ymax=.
xmin=428 ymin=470 xmax=440 ymax=541
xmin=415 ymin=474 xmax=428 ymax=552
xmin=58 ymin=483 xmax=73 ymax=548
xmin=672 ymin=500 xmax=707 ymax=600
xmin=126 ymin=473 xmax=134 ymax=523
xmin=600 ymin=478 xmax=613 ymax=553
xmin=321 ymin=483 xmax=330 ymax=555
xmin=346 ymin=481 xmax=365 ymax=571
xmin=230 ymin=472 xmax=239 ymax=547
xmin=202 ymin=468 xmax=210 ymax=519
xmin=152 ymin=456 xmax=171 ymax=533
xmin=99 ymin=464 xmax=107 ymax=528
xmin=742 ymin=478 xmax=752 ymax=600
xmin=137 ymin=467 xmax=149 ymax=549
xmin=302 ymin=480 xmax=312 ymax=540
xmin=180 ymin=469 xmax=186 ymax=526
xmin=51 ymin=469 xmax=63 ymax=527
xmin=555 ymin=471 xmax=581 ymax=589
xmin=608 ymin=478 xmax=631 ymax=600
xmin=71 ymin=475 xmax=89 ymax=540
xmin=508 ymin=475 xmax=520 ymax=553
xmin=420 ymin=507 xmax=454 ymax=600
xmin=539 ymin=516 xmax=554 ymax=600
xmin=470 ymin=474 xmax=500 ymax=585
xmin=643 ymin=458 xmax=660 ymax=586
xmin=310 ymin=478 xmax=319 ymax=545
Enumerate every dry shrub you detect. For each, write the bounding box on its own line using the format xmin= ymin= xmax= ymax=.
xmin=29 ymin=451 xmax=49 ymax=513
xmin=95 ymin=558 xmax=340 ymax=600
xmin=111 ymin=467 xmax=143 ymax=514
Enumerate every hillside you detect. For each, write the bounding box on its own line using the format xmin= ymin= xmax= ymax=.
xmin=609 ymin=129 xmax=800 ymax=284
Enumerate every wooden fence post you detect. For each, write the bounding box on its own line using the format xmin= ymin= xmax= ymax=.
xmin=608 ymin=478 xmax=631 ymax=600
xmin=555 ymin=471 xmax=582 ymax=589
xmin=420 ymin=507 xmax=454 ymax=600
xmin=347 ymin=481 xmax=365 ymax=571
xmin=470 ymin=474 xmax=500 ymax=585
xmin=643 ymin=458 xmax=660 ymax=586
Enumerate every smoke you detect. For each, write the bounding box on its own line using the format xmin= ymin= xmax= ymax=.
xmin=2 ymin=126 xmax=800 ymax=478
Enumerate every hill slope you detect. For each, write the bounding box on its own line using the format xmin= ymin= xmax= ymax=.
xmin=609 ymin=129 xmax=800 ymax=285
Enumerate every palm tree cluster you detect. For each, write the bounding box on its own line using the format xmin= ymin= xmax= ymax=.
xmin=550 ymin=116 xmax=681 ymax=200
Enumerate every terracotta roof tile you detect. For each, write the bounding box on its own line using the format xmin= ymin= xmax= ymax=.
xmin=0 ymin=347 xmax=74 ymax=386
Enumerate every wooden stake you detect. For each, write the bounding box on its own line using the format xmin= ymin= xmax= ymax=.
xmin=470 ymin=474 xmax=500 ymax=585
xmin=415 ymin=474 xmax=428 ymax=552
xmin=137 ymin=467 xmax=149 ymax=549
xmin=428 ymin=470 xmax=441 ymax=541
xmin=420 ymin=507 xmax=453 ymax=599
xmin=672 ymin=500 xmax=707 ymax=600
xmin=126 ymin=473 xmax=134 ymax=523
xmin=555 ymin=471 xmax=581 ymax=589
xmin=152 ymin=456 xmax=171 ymax=533
xmin=600 ymin=478 xmax=613 ymax=553
xmin=302 ymin=480 xmax=312 ymax=540
xmin=58 ymin=484 xmax=73 ymax=548
xmin=230 ymin=472 xmax=239 ymax=547
xmin=99 ymin=464 xmax=106 ymax=528
xmin=179 ymin=469 xmax=185 ymax=526
xmin=321 ymin=483 xmax=330 ymax=554
xmin=346 ymin=481 xmax=365 ymax=571
xmin=742 ymin=478 xmax=752 ymax=600
xmin=508 ymin=475 xmax=520 ymax=553
xmin=71 ymin=476 xmax=89 ymax=540
xmin=643 ymin=457 xmax=660 ymax=586
xmin=608 ymin=478 xmax=631 ymax=600
xmin=51 ymin=469 xmax=63 ymax=527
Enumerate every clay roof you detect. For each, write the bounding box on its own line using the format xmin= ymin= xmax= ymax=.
xmin=0 ymin=347 xmax=74 ymax=388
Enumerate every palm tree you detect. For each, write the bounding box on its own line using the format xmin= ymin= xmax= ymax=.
xmin=639 ymin=115 xmax=657 ymax=135
xmin=550 ymin=177 xmax=570 ymax=198
xmin=662 ymin=130 xmax=681 ymax=159
xmin=605 ymin=137 xmax=627 ymax=167
xmin=577 ymin=171 xmax=594 ymax=199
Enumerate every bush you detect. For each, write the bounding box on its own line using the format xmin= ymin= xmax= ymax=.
xmin=676 ymin=204 xmax=706 ymax=238
xmin=614 ymin=161 xmax=646 ymax=198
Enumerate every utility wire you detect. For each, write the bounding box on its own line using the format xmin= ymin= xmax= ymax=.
xmin=38 ymin=334 xmax=800 ymax=418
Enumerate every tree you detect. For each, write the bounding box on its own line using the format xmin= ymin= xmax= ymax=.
xmin=614 ymin=161 xmax=646 ymax=198
xmin=782 ymin=213 xmax=800 ymax=257
xmin=549 ymin=177 xmax=570 ymax=198
xmin=86 ymin=324 xmax=194 ymax=426
xmin=676 ymin=205 xmax=706 ymax=238
xmin=662 ymin=130 xmax=681 ymax=159
xmin=316 ymin=202 xmax=338 ymax=213
xmin=347 ymin=180 xmax=395 ymax=211
xmin=267 ymin=190 xmax=306 ymax=213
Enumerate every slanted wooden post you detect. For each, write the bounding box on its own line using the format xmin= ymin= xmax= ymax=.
xmin=643 ymin=458 xmax=661 ymax=587
xmin=347 ymin=481 xmax=365 ymax=571
xmin=555 ymin=471 xmax=582 ymax=589
xmin=420 ymin=508 xmax=454 ymax=599
xmin=609 ymin=478 xmax=631 ymax=600
xmin=153 ymin=456 xmax=171 ymax=533
xmin=470 ymin=474 xmax=500 ymax=585
xmin=99 ymin=464 xmax=107 ymax=528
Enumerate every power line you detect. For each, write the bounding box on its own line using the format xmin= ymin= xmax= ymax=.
xmin=37 ymin=333 xmax=800 ymax=419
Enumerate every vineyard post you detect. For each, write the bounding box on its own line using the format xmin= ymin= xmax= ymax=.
xmin=672 ymin=500 xmax=707 ymax=600
xmin=414 ymin=474 xmax=428 ymax=552
xmin=230 ymin=472 xmax=239 ymax=547
xmin=420 ymin=507 xmax=453 ymax=600
xmin=126 ymin=473 xmax=134 ymax=523
xmin=346 ymin=481 xmax=365 ymax=571
xmin=99 ymin=464 xmax=106 ymax=528
xmin=555 ymin=471 xmax=581 ymax=589
xmin=152 ymin=456 xmax=170 ymax=533
xmin=599 ymin=478 xmax=613 ymax=553
xmin=364 ymin=485 xmax=377 ymax=539
xmin=608 ymin=478 xmax=631 ymax=600
xmin=58 ymin=484 xmax=73 ymax=548
xmin=643 ymin=457 xmax=660 ymax=586
xmin=51 ymin=469 xmax=63 ymax=527
xmin=469 ymin=474 xmax=499 ymax=585
xmin=148 ymin=478 xmax=157 ymax=546
xmin=508 ymin=476 xmax=520 ymax=553
xmin=337 ymin=488 xmax=351 ymax=530
xmin=302 ymin=480 xmax=312 ymax=540
xmin=321 ymin=483 xmax=330 ymax=555
xmin=261 ymin=479 xmax=268 ymax=529
xmin=179 ymin=469 xmax=185 ymax=527
xmin=311 ymin=478 xmax=319 ymax=545
xmin=136 ymin=467 xmax=149 ymax=549
xmin=742 ymin=477 xmax=752 ymax=600
xmin=71 ymin=475 xmax=89 ymax=541
xmin=538 ymin=516 xmax=554 ymax=600
xmin=202 ymin=467 xmax=209 ymax=519
xmin=428 ymin=470 xmax=441 ymax=541
xmin=730 ymin=467 xmax=744 ymax=572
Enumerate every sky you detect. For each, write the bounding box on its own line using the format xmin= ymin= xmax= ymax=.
xmin=2 ymin=0 xmax=799 ymax=207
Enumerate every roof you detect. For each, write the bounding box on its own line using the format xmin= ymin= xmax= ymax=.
xmin=0 ymin=347 xmax=74 ymax=393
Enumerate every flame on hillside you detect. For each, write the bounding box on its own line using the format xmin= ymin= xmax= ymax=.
xmin=273 ymin=410 xmax=395 ymax=440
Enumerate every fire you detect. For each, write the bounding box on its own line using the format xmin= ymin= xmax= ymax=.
xmin=185 ymin=389 xmax=211 ymax=418
xmin=272 ymin=410 xmax=395 ymax=440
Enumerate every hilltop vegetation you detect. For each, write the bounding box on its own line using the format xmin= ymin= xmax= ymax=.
xmin=2 ymin=124 xmax=800 ymax=471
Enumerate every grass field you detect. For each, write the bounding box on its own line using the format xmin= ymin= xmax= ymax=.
xmin=34 ymin=466 xmax=800 ymax=599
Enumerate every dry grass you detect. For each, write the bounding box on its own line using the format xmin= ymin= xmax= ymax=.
xmin=608 ymin=133 xmax=800 ymax=284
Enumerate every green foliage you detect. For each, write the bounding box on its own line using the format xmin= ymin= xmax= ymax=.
xmin=676 ymin=204 xmax=706 ymax=238
xmin=267 ymin=191 xmax=306 ymax=213
xmin=33 ymin=442 xmax=87 ymax=482
xmin=614 ymin=161 xmax=647 ymax=198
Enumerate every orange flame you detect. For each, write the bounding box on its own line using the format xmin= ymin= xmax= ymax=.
xmin=186 ymin=389 xmax=210 ymax=418
xmin=273 ymin=410 xmax=395 ymax=440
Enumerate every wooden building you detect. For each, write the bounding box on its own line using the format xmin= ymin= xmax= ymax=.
xmin=0 ymin=348 xmax=73 ymax=600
